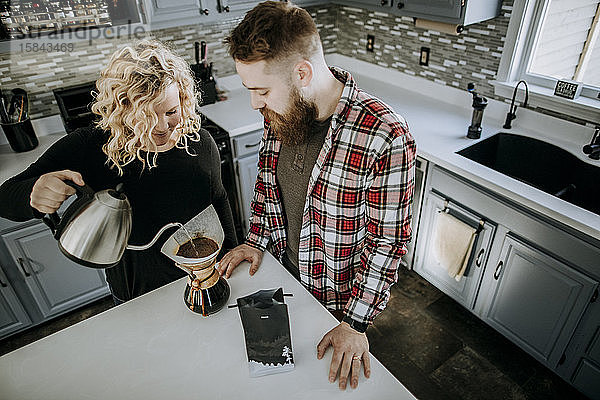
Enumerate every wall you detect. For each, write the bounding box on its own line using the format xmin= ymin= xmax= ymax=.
xmin=0 ymin=0 xmax=592 ymax=126
xmin=328 ymin=0 xmax=591 ymax=126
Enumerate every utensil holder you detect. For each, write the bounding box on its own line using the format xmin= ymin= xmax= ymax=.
xmin=1 ymin=118 xmax=38 ymax=152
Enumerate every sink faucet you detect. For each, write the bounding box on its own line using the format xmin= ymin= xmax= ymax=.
xmin=583 ymin=127 xmax=600 ymax=160
xmin=503 ymin=80 xmax=529 ymax=129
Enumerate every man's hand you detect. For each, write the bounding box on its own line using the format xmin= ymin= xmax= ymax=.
xmin=30 ymin=170 xmax=85 ymax=214
xmin=316 ymin=321 xmax=371 ymax=390
xmin=216 ymin=244 xmax=264 ymax=278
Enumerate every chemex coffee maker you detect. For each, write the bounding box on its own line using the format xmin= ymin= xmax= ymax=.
xmin=161 ymin=205 xmax=230 ymax=316
xmin=43 ymin=182 xmax=229 ymax=316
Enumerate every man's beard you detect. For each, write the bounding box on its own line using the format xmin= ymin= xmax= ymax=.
xmin=260 ymin=86 xmax=318 ymax=146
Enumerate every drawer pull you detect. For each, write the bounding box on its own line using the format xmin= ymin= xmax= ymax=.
xmin=18 ymin=258 xmax=31 ymax=277
xmin=493 ymin=261 xmax=503 ymax=280
xmin=244 ymin=141 xmax=261 ymax=148
xmin=475 ymin=248 xmax=485 ymax=267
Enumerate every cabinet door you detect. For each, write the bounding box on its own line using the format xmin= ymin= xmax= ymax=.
xmin=556 ymin=295 xmax=600 ymax=399
xmin=1 ymin=223 xmax=109 ymax=320
xmin=414 ymin=191 xmax=495 ymax=309
xmin=216 ymin=0 xmax=257 ymax=13
xmin=236 ymin=153 xmax=259 ymax=234
xmin=484 ymin=235 xmax=597 ymax=367
xmin=402 ymin=0 xmax=462 ymax=19
xmin=0 ymin=265 xmax=32 ymax=339
xmin=143 ymin=0 xmax=213 ymax=28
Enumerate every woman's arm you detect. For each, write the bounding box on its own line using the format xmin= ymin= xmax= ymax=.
xmin=0 ymin=128 xmax=92 ymax=221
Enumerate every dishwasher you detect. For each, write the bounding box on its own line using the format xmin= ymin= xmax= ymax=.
xmin=402 ymin=156 xmax=428 ymax=269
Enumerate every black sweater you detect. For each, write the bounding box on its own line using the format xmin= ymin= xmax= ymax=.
xmin=0 ymin=127 xmax=237 ymax=300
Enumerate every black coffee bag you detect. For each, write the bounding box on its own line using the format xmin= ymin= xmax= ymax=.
xmin=237 ymin=288 xmax=294 ymax=377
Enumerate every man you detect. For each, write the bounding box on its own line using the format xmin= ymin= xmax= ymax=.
xmin=218 ymin=1 xmax=415 ymax=390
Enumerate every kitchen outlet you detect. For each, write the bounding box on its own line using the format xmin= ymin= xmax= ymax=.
xmin=366 ymin=35 xmax=375 ymax=52
xmin=420 ymin=47 xmax=430 ymax=66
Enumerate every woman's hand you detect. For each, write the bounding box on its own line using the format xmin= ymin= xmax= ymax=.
xmin=30 ymin=170 xmax=85 ymax=214
xmin=217 ymin=244 xmax=264 ymax=278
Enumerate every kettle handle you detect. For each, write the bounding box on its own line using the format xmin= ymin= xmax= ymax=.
xmin=42 ymin=180 xmax=96 ymax=238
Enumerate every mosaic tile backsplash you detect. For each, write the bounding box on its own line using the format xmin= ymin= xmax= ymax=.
xmin=0 ymin=0 xmax=592 ymax=126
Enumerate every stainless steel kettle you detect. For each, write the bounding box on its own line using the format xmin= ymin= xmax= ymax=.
xmin=43 ymin=182 xmax=180 ymax=269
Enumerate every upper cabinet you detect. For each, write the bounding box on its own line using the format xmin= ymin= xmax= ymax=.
xmin=142 ymin=0 xmax=224 ymax=29
xmin=142 ymin=0 xmax=329 ymax=30
xmin=335 ymin=0 xmax=503 ymax=27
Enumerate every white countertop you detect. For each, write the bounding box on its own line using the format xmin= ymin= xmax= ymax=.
xmin=0 ymin=252 xmax=415 ymax=400
xmin=0 ymin=130 xmax=65 ymax=184
xmin=200 ymin=54 xmax=600 ymax=242
xmin=2 ymin=54 xmax=599 ymax=240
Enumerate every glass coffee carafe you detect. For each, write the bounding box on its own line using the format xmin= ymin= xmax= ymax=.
xmin=161 ymin=205 xmax=230 ymax=316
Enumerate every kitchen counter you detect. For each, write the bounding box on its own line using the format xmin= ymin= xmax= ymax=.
xmin=200 ymin=54 xmax=600 ymax=242
xmin=2 ymin=54 xmax=599 ymax=240
xmin=0 ymin=252 xmax=415 ymax=400
xmin=0 ymin=130 xmax=65 ymax=185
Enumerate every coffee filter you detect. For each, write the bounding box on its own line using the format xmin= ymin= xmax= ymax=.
xmin=161 ymin=205 xmax=224 ymax=265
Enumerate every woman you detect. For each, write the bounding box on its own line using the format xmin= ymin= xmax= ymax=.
xmin=0 ymin=40 xmax=237 ymax=303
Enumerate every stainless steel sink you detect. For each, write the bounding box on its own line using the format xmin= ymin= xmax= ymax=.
xmin=457 ymin=132 xmax=600 ymax=215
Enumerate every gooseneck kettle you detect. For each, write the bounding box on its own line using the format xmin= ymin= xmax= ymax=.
xmin=42 ymin=182 xmax=180 ymax=269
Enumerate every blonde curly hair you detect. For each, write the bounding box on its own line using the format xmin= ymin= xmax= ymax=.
xmin=91 ymin=40 xmax=201 ymax=175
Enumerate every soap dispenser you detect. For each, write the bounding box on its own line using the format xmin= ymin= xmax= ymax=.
xmin=466 ymin=83 xmax=488 ymax=139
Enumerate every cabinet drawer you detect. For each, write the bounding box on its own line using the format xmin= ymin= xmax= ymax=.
xmin=232 ymin=129 xmax=263 ymax=158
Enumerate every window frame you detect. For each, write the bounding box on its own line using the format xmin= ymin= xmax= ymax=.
xmin=493 ymin=0 xmax=600 ymax=124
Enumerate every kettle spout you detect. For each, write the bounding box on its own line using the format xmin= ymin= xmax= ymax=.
xmin=126 ymin=222 xmax=184 ymax=251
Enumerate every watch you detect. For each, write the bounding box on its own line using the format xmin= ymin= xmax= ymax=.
xmin=342 ymin=316 xmax=369 ymax=333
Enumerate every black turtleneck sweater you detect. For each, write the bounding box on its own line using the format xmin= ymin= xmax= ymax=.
xmin=0 ymin=126 xmax=237 ymax=301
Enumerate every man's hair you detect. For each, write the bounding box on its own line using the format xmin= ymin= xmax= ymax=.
xmin=225 ymin=1 xmax=321 ymax=64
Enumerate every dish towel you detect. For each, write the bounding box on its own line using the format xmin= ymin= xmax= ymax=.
xmin=431 ymin=211 xmax=478 ymax=282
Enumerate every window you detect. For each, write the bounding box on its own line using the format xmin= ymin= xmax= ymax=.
xmin=494 ymin=0 xmax=600 ymax=124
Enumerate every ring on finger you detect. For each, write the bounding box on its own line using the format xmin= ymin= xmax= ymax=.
xmin=352 ymin=355 xmax=361 ymax=363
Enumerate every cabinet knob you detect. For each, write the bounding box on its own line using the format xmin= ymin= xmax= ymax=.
xmin=397 ymin=2 xmax=405 ymax=9
xmin=224 ymin=5 xmax=230 ymax=12
xmin=493 ymin=260 xmax=503 ymax=280
xmin=201 ymin=8 xmax=209 ymax=15
xmin=381 ymin=0 xmax=388 ymax=6
xmin=18 ymin=258 xmax=31 ymax=277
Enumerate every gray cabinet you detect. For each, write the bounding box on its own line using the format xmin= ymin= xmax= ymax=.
xmin=1 ymin=223 xmax=109 ymax=320
xmin=557 ymin=294 xmax=600 ymax=400
xmin=415 ymin=165 xmax=600 ymax=392
xmin=216 ymin=0 xmax=257 ymax=13
xmin=232 ymin=129 xmax=262 ymax=234
xmin=402 ymin=0 xmax=462 ymax=20
xmin=0 ymin=219 xmax=110 ymax=339
xmin=142 ymin=0 xmax=217 ymax=29
xmin=414 ymin=190 xmax=495 ymax=309
xmin=483 ymin=234 xmax=596 ymax=366
xmin=334 ymin=0 xmax=502 ymax=26
xmin=0 ymin=265 xmax=32 ymax=338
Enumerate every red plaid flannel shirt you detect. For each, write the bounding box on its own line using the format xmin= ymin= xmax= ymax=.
xmin=245 ymin=67 xmax=416 ymax=325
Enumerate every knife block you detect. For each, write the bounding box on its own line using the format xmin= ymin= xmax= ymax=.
xmin=198 ymin=79 xmax=217 ymax=106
